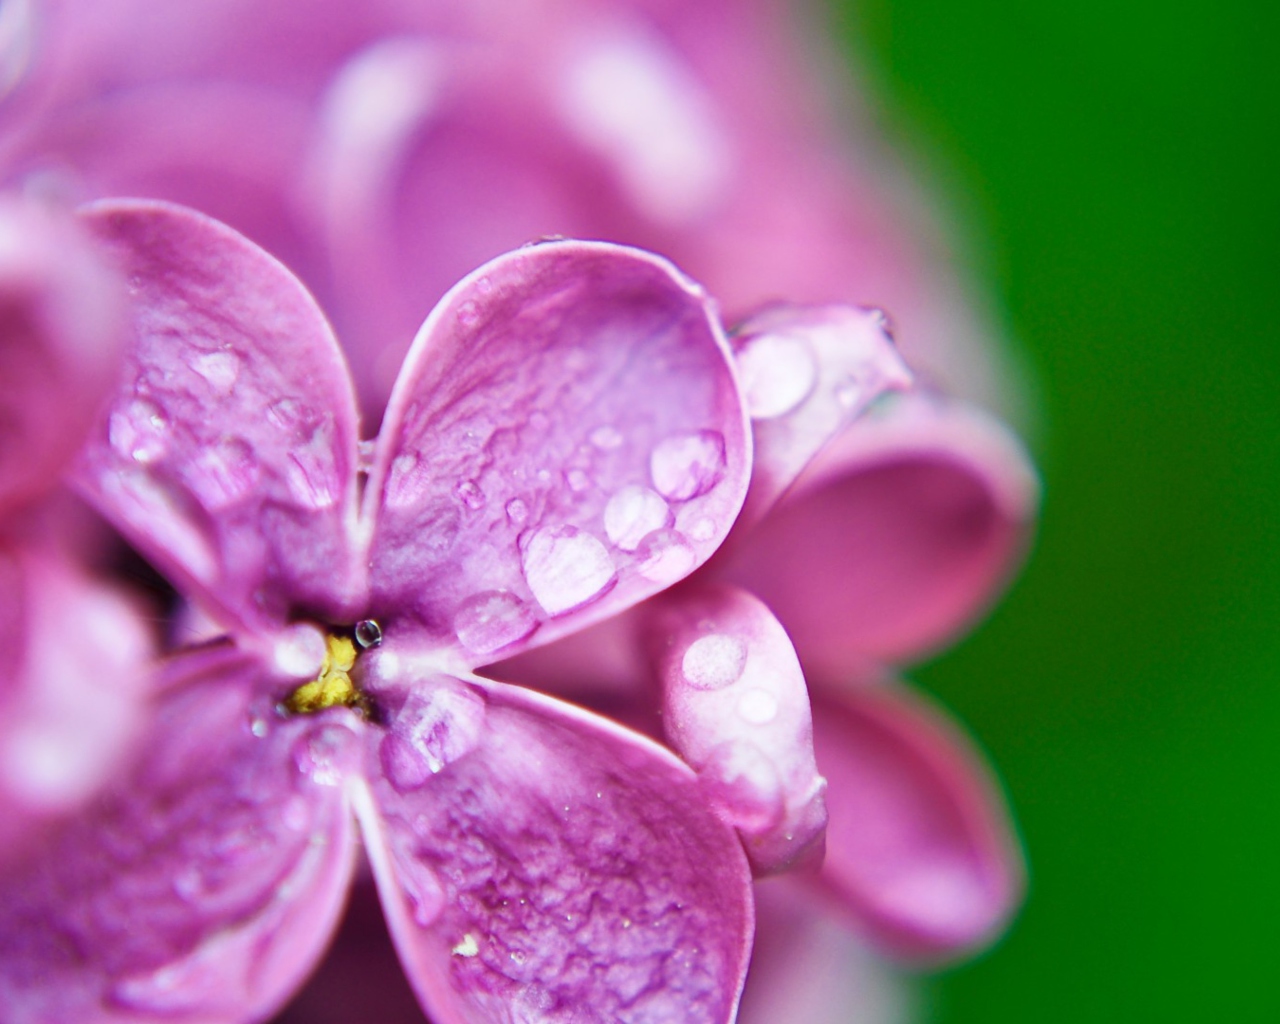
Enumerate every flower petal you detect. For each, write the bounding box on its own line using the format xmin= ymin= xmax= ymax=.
xmin=72 ymin=199 xmax=364 ymax=635
xmin=353 ymin=671 xmax=754 ymax=1024
xmin=0 ymin=646 xmax=362 ymax=1022
xmin=813 ymin=678 xmax=1024 ymax=961
xmin=726 ymin=304 xmax=912 ymax=535
xmin=0 ymin=541 xmax=152 ymax=866
xmin=724 ymin=391 xmax=1038 ymax=668
xmin=366 ymin=240 xmax=750 ymax=666
xmin=0 ymin=194 xmax=125 ymax=515
xmin=643 ymin=583 xmax=827 ymax=875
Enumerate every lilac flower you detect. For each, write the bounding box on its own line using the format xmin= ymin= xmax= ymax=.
xmin=504 ymin=304 xmax=1035 ymax=972
xmin=0 ymin=193 xmax=153 ymax=868
xmin=0 ymin=198 xmax=766 ymax=1023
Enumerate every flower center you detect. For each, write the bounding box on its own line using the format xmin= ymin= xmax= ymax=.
xmin=283 ymin=619 xmax=381 ymax=715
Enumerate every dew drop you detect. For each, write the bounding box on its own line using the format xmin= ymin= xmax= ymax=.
xmin=604 ymin=484 xmax=672 ymax=551
xmin=681 ymin=634 xmax=748 ymax=690
xmin=505 ymin=498 xmax=529 ymax=524
xmin=589 ymin=424 xmax=624 ymax=450
xmin=734 ymin=332 xmax=817 ymax=419
xmin=634 ymin=528 xmax=696 ymax=583
xmin=190 ymin=350 xmax=241 ymax=395
xmin=650 ymin=430 xmax=726 ymax=501
xmin=455 ymin=478 xmax=486 ymax=510
xmin=521 ymin=526 xmax=617 ymax=616
xmin=249 ymin=716 xmax=269 ymax=738
xmin=457 ymin=299 xmax=481 ymax=327
xmin=186 ymin=437 xmax=259 ymax=510
xmin=385 ymin=451 xmax=427 ymax=508
xmin=108 ymin=398 xmax=169 ymax=464
xmin=453 ymin=590 xmax=537 ymax=654
xmin=381 ymin=681 xmax=487 ymax=789
xmin=476 ymin=276 xmax=494 ymax=295
xmin=354 ymin=619 xmax=383 ymax=649
xmin=736 ymin=688 xmax=779 ymax=724
xmin=294 ymin=726 xmax=353 ymax=786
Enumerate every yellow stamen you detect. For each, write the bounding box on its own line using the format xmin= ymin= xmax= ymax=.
xmin=284 ymin=634 xmax=363 ymax=714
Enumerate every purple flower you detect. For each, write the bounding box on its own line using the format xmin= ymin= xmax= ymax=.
xmin=0 ymin=193 xmax=153 ymax=868
xmin=0 ymin=198 xmax=766 ymax=1022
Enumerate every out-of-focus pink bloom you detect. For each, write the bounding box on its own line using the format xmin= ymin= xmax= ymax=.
xmin=0 ymin=0 xmax=1012 ymax=420
xmin=0 ymin=199 xmax=773 ymax=1022
xmin=0 ymin=194 xmax=153 ymax=867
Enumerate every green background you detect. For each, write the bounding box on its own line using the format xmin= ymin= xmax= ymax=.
xmin=826 ymin=1 xmax=1280 ymax=1020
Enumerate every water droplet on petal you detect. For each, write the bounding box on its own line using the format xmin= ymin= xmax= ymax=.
xmin=604 ymin=484 xmax=672 ymax=551
xmin=294 ymin=725 xmax=354 ymax=786
xmin=476 ymin=276 xmax=493 ymax=295
xmin=650 ymin=430 xmax=726 ymax=501
xmin=457 ymin=299 xmax=480 ymax=326
xmin=736 ymin=688 xmax=779 ymax=724
xmin=634 ymin=528 xmax=695 ymax=583
xmin=354 ymin=619 xmax=383 ymax=648
xmin=681 ymin=634 xmax=748 ymax=690
xmin=734 ymin=332 xmax=817 ymax=419
xmin=385 ymin=451 xmax=428 ymax=508
xmin=589 ymin=424 xmax=624 ymax=450
xmin=521 ymin=525 xmax=617 ymax=616
xmin=453 ymin=590 xmax=538 ymax=654
xmin=381 ymin=680 xmax=487 ymax=790
xmin=190 ymin=350 xmax=241 ymax=395
xmin=249 ymin=716 xmax=269 ymax=738
xmin=505 ymin=497 xmax=529 ymax=524
xmin=108 ymin=398 xmax=169 ymax=464
xmin=186 ymin=437 xmax=259 ymax=510
xmin=455 ymin=478 xmax=486 ymax=510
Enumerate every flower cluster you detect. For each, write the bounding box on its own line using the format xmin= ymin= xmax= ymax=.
xmin=0 ymin=2 xmax=1038 ymax=1022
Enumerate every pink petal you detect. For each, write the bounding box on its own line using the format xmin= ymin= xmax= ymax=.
xmin=643 ymin=583 xmax=827 ymax=875
xmin=814 ymin=678 xmax=1024 ymax=961
xmin=740 ymin=877 xmax=911 ymax=1024
xmin=366 ymin=241 xmax=750 ymax=665
xmin=0 ymin=645 xmax=363 ymax=1021
xmin=0 ymin=541 xmax=153 ymax=866
xmin=72 ymin=199 xmax=365 ymax=636
xmin=725 ymin=304 xmax=912 ymax=535
xmin=0 ymin=194 xmax=125 ymax=515
xmin=353 ymin=671 xmax=754 ymax=1024
xmin=724 ymin=391 xmax=1039 ymax=669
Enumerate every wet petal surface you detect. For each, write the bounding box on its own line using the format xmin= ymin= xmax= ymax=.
xmin=366 ymin=241 xmax=750 ymax=666
xmin=813 ymin=679 xmax=1024 ymax=961
xmin=356 ymin=673 xmax=754 ymax=1024
xmin=0 ymin=645 xmax=362 ymax=1022
xmin=644 ymin=583 xmax=827 ymax=875
xmin=72 ymin=200 xmax=363 ymax=635
xmin=725 ymin=391 xmax=1038 ymax=668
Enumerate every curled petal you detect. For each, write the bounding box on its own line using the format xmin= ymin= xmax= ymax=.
xmin=0 ymin=542 xmax=152 ymax=866
xmin=0 ymin=647 xmax=362 ymax=1022
xmin=366 ymin=240 xmax=750 ymax=666
xmin=724 ymin=391 xmax=1038 ymax=668
xmin=72 ymin=199 xmax=364 ymax=635
xmin=643 ymin=583 xmax=826 ymax=875
xmin=726 ymin=304 xmax=912 ymax=535
xmin=354 ymin=673 xmax=754 ymax=1024
xmin=0 ymin=195 xmax=124 ymax=515
xmin=814 ymin=679 xmax=1024 ymax=961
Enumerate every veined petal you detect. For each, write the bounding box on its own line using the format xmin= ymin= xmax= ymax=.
xmin=0 ymin=647 xmax=362 ymax=1022
xmin=725 ymin=304 xmax=912 ymax=536
xmin=643 ymin=583 xmax=827 ymax=875
xmin=72 ymin=199 xmax=364 ymax=635
xmin=724 ymin=391 xmax=1038 ymax=669
xmin=0 ymin=541 xmax=152 ymax=866
xmin=366 ymin=241 xmax=750 ymax=668
xmin=353 ymin=672 xmax=754 ymax=1024
xmin=814 ymin=678 xmax=1024 ymax=962
xmin=0 ymin=194 xmax=124 ymax=515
